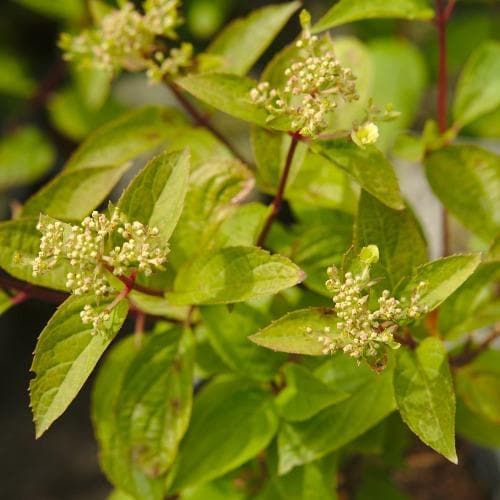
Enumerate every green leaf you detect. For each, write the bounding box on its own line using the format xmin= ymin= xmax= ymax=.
xmin=0 ymin=51 xmax=35 ymax=97
xmin=15 ymin=0 xmax=84 ymax=20
xmin=312 ymin=0 xmax=433 ymax=32
xmin=169 ymin=159 xmax=254 ymax=268
xmin=355 ymin=468 xmax=409 ymax=500
xmin=399 ymin=254 xmax=481 ymax=312
xmin=313 ymin=140 xmax=404 ymax=210
xmin=0 ymin=217 xmax=70 ymax=290
xmin=456 ymin=399 xmax=500 ymax=449
xmin=250 ymin=307 xmax=337 ymax=356
xmin=276 ymin=363 xmax=348 ymax=422
xmin=368 ymin=39 xmax=427 ymax=151
xmin=277 ymin=364 xmax=395 ymax=473
xmin=169 ymin=375 xmax=279 ymax=491
xmin=455 ymin=350 xmax=500 ymax=424
xmin=205 ymin=2 xmax=300 ymax=75
xmin=30 ymin=294 xmax=129 ymax=437
xmin=0 ymin=289 xmax=12 ymax=315
xmin=355 ymin=190 xmax=427 ymax=291
xmin=115 ymin=328 xmax=194 ymax=478
xmin=118 ymin=149 xmax=190 ymax=244
xmin=170 ymin=246 xmax=304 ymax=305
xmin=176 ymin=73 xmax=292 ymax=131
xmin=93 ymin=336 xmax=164 ymax=500
xmin=22 ymin=164 xmax=130 ymax=220
xmin=439 ymin=262 xmax=500 ymax=339
xmin=65 ymin=106 xmax=186 ymax=171
xmin=0 ymin=127 xmax=55 ymax=190
xmin=453 ymin=42 xmax=500 ymax=127
xmin=425 ymin=145 xmax=500 ymax=242
xmin=394 ymin=337 xmax=457 ymax=463
xmin=48 ymin=87 xmax=124 ymax=141
xmin=201 ymin=303 xmax=286 ymax=382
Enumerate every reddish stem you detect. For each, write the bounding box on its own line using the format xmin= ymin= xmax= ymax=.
xmin=134 ymin=309 xmax=146 ymax=347
xmin=256 ymin=133 xmax=300 ymax=247
xmin=451 ymin=328 xmax=500 ymax=367
xmin=165 ymin=79 xmax=246 ymax=164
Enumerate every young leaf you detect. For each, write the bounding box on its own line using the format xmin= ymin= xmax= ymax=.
xmin=250 ymin=307 xmax=337 ymax=356
xmin=22 ymin=164 xmax=130 ymax=220
xmin=65 ymin=106 xmax=186 ymax=171
xmin=30 ymin=294 xmax=129 ymax=438
xmin=201 ymin=303 xmax=286 ymax=382
xmin=118 ymin=149 xmax=190 ymax=245
xmin=312 ymin=0 xmax=433 ymax=32
xmin=170 ymin=246 xmax=304 ymax=305
xmin=276 ymin=363 xmax=348 ymax=422
xmin=313 ymin=140 xmax=404 ymax=210
xmin=168 ymin=159 xmax=254 ymax=267
xmin=0 ymin=217 xmax=70 ymax=290
xmin=453 ymin=42 xmax=500 ymax=127
xmin=394 ymin=337 xmax=457 ymax=463
xmin=355 ymin=190 xmax=427 ymax=291
xmin=205 ymin=2 xmax=300 ymax=75
xmin=0 ymin=126 xmax=55 ymax=190
xmin=399 ymin=254 xmax=481 ymax=312
xmin=425 ymin=145 xmax=500 ymax=242
xmin=115 ymin=328 xmax=194 ymax=478
xmin=176 ymin=73 xmax=292 ymax=131
xmin=278 ymin=365 xmax=396 ymax=474
xmin=169 ymin=375 xmax=279 ymax=491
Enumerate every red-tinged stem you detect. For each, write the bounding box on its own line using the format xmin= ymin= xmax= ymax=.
xmin=116 ymin=272 xmax=164 ymax=297
xmin=435 ymin=0 xmax=455 ymax=257
xmin=10 ymin=290 xmax=30 ymax=306
xmin=164 ymin=79 xmax=246 ymax=164
xmin=106 ymin=271 xmax=136 ymax=311
xmin=451 ymin=327 xmax=500 ymax=367
xmin=256 ymin=133 xmax=301 ymax=247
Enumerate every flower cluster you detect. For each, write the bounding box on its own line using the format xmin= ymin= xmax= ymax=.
xmin=310 ymin=250 xmax=427 ymax=367
xmin=33 ymin=209 xmax=168 ymax=335
xmin=250 ymin=29 xmax=360 ymax=137
xmin=59 ymin=0 xmax=192 ymax=82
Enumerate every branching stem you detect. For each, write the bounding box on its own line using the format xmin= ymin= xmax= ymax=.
xmin=164 ymin=79 xmax=246 ymax=164
xmin=256 ymin=133 xmax=301 ymax=247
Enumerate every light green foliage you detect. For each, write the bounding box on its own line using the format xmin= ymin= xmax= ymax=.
xmin=453 ymin=42 xmax=500 ymax=127
xmin=206 ymin=2 xmax=300 ymax=75
xmin=93 ymin=328 xmax=194 ymax=498
xmin=171 ymin=246 xmax=304 ymax=305
xmin=0 ymin=127 xmax=55 ymax=190
xmin=30 ymin=294 xmax=129 ymax=437
xmin=118 ymin=149 xmax=190 ymax=245
xmin=177 ymin=73 xmax=292 ymax=131
xmin=22 ymin=164 xmax=130 ymax=220
xmin=399 ymin=254 xmax=481 ymax=312
xmin=439 ymin=261 xmax=500 ymax=339
xmin=455 ymin=350 xmax=500 ymax=424
xmin=394 ymin=338 xmax=457 ymax=463
xmin=0 ymin=218 xmax=70 ymax=290
xmin=15 ymin=0 xmax=84 ymax=19
xmin=66 ymin=106 xmax=186 ymax=171
xmin=250 ymin=307 xmax=338 ymax=356
xmin=314 ymin=141 xmax=404 ymax=210
xmin=355 ymin=190 xmax=428 ymax=291
xmin=277 ymin=363 xmax=396 ymax=473
xmin=312 ymin=0 xmax=433 ymax=32
xmin=425 ymin=145 xmax=500 ymax=241
xmin=456 ymin=399 xmax=500 ymax=449
xmin=169 ymin=375 xmax=279 ymax=491
xmin=276 ymin=363 xmax=348 ymax=422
